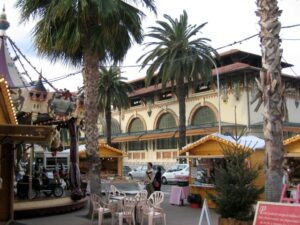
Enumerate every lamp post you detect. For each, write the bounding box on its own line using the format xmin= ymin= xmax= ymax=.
xmin=210 ymin=60 xmax=221 ymax=134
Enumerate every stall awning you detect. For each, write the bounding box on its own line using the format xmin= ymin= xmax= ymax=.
xmin=139 ymin=131 xmax=176 ymax=141
xmin=185 ymin=128 xmax=218 ymax=137
xmin=176 ymin=155 xmax=224 ymax=159
xmin=112 ymin=135 xmax=140 ymax=143
xmin=285 ymin=153 xmax=300 ymax=158
xmin=0 ymin=124 xmax=54 ymax=143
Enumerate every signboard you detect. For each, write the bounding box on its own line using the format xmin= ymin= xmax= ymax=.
xmin=198 ymin=199 xmax=212 ymax=225
xmin=253 ymin=201 xmax=300 ymax=225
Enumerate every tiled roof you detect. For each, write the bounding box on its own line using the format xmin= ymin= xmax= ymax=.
xmin=212 ymin=62 xmax=259 ymax=76
xmin=129 ymin=62 xmax=258 ymax=97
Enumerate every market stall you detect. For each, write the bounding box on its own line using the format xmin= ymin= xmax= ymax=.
xmin=79 ymin=143 xmax=126 ymax=178
xmin=179 ymin=133 xmax=265 ymax=208
xmin=283 ymin=135 xmax=300 ymax=185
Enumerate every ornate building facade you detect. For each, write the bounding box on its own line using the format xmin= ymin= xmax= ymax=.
xmin=107 ymin=49 xmax=300 ymax=168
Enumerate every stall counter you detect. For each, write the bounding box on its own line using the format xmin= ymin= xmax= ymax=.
xmin=190 ymin=184 xmax=216 ymax=208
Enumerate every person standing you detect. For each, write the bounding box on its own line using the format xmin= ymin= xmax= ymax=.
xmin=144 ymin=162 xmax=155 ymax=197
xmin=154 ymin=166 xmax=162 ymax=191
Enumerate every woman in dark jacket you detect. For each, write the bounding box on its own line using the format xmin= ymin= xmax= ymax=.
xmin=154 ymin=166 xmax=162 ymax=191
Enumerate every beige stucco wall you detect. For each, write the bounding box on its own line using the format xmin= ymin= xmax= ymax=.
xmin=112 ymin=83 xmax=300 ymax=167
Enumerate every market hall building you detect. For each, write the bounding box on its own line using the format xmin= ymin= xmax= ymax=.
xmin=106 ymin=49 xmax=300 ymax=168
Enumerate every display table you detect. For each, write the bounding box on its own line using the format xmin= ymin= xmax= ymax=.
xmin=169 ymin=186 xmax=190 ymax=206
xmin=190 ymin=184 xmax=216 ymax=208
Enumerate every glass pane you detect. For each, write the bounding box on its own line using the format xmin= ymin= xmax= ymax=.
xmin=157 ymin=137 xmax=177 ymax=149
xmin=129 ymin=118 xmax=144 ymax=132
xmin=192 ymin=106 xmax=216 ymax=126
xmin=157 ymin=113 xmax=176 ymax=129
xmin=128 ymin=141 xmax=146 ymax=150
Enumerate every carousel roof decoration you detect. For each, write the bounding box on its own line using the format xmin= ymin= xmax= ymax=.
xmin=0 ymin=6 xmax=83 ymax=132
xmin=28 ymin=75 xmax=48 ymax=101
xmin=0 ymin=6 xmax=28 ymax=89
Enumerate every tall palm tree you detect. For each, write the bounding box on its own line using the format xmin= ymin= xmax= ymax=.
xmin=256 ymin=0 xmax=285 ymax=201
xmin=98 ymin=66 xmax=133 ymax=146
xmin=138 ymin=10 xmax=217 ymax=150
xmin=16 ymin=0 xmax=156 ymax=196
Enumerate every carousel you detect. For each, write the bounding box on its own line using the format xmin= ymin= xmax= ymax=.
xmin=0 ymin=7 xmax=87 ymax=223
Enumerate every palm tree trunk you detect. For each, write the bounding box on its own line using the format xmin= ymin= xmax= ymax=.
xmin=176 ymin=77 xmax=186 ymax=150
xmin=105 ymin=95 xmax=112 ymax=146
xmin=82 ymin=49 xmax=101 ymax=197
xmin=256 ymin=0 xmax=284 ymax=201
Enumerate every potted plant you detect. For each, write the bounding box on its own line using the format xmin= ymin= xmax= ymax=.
xmin=208 ymin=136 xmax=264 ymax=225
xmin=187 ymin=194 xmax=202 ymax=208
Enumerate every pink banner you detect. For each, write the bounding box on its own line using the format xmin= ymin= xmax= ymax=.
xmin=254 ymin=201 xmax=300 ymax=225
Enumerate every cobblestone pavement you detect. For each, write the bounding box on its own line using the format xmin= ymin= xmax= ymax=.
xmin=11 ymin=185 xmax=219 ymax=225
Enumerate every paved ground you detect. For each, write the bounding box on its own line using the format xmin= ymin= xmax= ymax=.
xmin=11 ymin=185 xmax=220 ymax=225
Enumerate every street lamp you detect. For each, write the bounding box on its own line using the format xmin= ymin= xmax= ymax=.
xmin=210 ymin=60 xmax=221 ymax=134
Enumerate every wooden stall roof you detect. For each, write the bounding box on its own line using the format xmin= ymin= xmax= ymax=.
xmin=283 ymin=135 xmax=300 ymax=157
xmin=79 ymin=143 xmax=126 ymax=158
xmin=0 ymin=78 xmax=17 ymax=125
xmin=179 ymin=133 xmax=264 ymax=156
xmin=0 ymin=124 xmax=54 ymax=144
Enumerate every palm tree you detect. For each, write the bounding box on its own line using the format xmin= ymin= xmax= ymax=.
xmin=138 ymin=10 xmax=217 ymax=150
xmin=255 ymin=0 xmax=285 ymax=201
xmin=98 ymin=66 xmax=133 ymax=146
xmin=16 ymin=0 xmax=156 ymax=196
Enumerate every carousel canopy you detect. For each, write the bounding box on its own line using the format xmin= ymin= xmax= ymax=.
xmin=0 ymin=124 xmax=54 ymax=144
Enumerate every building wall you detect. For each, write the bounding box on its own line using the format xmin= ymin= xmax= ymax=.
xmin=113 ymin=78 xmax=300 ymax=168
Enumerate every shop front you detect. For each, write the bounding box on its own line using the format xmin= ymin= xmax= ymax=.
xmin=79 ymin=143 xmax=125 ymax=178
xmin=283 ymin=135 xmax=300 ymax=186
xmin=179 ymin=133 xmax=265 ymax=208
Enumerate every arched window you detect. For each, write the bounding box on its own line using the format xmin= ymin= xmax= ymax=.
xmin=156 ymin=113 xmax=177 ymax=149
xmin=129 ymin=118 xmax=144 ymax=133
xmin=192 ymin=106 xmax=216 ymax=126
xmin=157 ymin=113 xmax=176 ymax=129
xmin=128 ymin=118 xmax=146 ymax=150
xmin=191 ymin=107 xmax=217 ymax=142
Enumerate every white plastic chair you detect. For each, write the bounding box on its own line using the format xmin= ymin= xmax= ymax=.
xmin=140 ymin=199 xmax=166 ymax=225
xmin=109 ymin=184 xmax=126 ymax=198
xmin=115 ymin=196 xmax=137 ymax=225
xmin=148 ymin=191 xmax=164 ymax=207
xmin=135 ymin=190 xmax=148 ymax=223
xmin=90 ymin=193 xmax=117 ymax=225
xmin=135 ymin=190 xmax=148 ymax=200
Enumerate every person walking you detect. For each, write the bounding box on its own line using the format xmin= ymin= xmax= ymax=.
xmin=144 ymin=162 xmax=155 ymax=197
xmin=154 ymin=166 xmax=162 ymax=191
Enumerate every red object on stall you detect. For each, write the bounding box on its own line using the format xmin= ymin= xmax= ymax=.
xmin=280 ymin=184 xmax=300 ymax=203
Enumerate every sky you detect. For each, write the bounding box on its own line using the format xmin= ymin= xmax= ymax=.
xmin=3 ymin=0 xmax=300 ymax=92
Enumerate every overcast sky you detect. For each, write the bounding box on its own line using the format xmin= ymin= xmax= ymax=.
xmin=4 ymin=0 xmax=300 ymax=92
